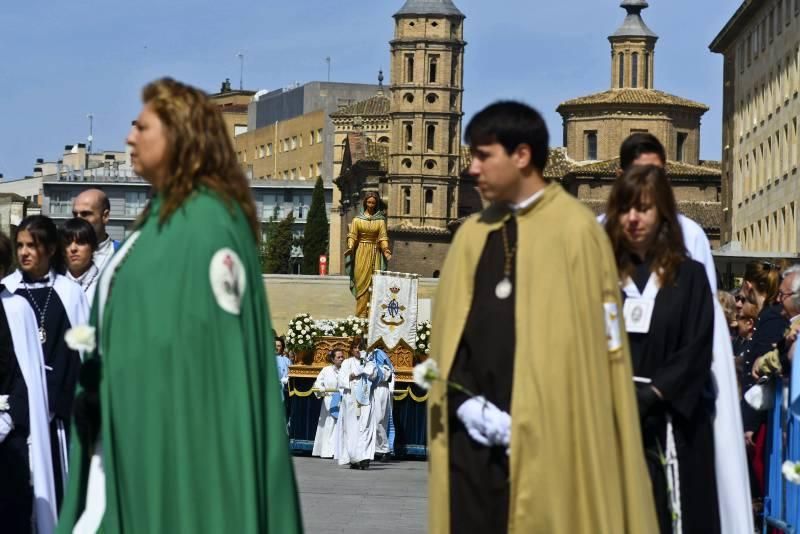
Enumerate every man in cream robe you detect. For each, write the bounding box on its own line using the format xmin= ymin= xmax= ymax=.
xmin=428 ymin=101 xmax=657 ymax=533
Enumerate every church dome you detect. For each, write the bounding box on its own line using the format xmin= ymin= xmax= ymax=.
xmin=394 ymin=0 xmax=464 ymax=18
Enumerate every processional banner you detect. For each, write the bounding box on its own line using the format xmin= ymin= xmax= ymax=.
xmin=367 ymin=271 xmax=418 ymax=350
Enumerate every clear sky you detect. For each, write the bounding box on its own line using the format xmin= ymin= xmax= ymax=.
xmin=0 ymin=0 xmax=740 ymax=179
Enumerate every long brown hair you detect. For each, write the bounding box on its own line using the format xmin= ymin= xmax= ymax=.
xmin=744 ymin=261 xmax=781 ymax=304
xmin=604 ymin=165 xmax=686 ymax=286
xmin=139 ymin=78 xmax=259 ymax=240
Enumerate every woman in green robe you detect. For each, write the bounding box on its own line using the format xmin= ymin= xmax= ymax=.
xmin=57 ymin=78 xmax=303 ymax=533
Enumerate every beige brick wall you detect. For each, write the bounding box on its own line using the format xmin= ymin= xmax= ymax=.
xmin=264 ymin=275 xmax=440 ymax=333
xmin=234 ymin=110 xmax=325 ymax=181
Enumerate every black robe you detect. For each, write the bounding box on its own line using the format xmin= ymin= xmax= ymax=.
xmin=0 ymin=297 xmax=33 ymax=533
xmin=15 ymin=275 xmax=81 ymax=506
xmin=447 ymin=217 xmax=516 ymax=534
xmin=626 ymin=258 xmax=720 ymax=534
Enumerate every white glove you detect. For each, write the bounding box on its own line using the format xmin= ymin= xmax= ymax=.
xmin=280 ymin=376 xmax=289 ymax=386
xmin=456 ymin=396 xmax=511 ymax=448
xmin=0 ymin=412 xmax=14 ymax=443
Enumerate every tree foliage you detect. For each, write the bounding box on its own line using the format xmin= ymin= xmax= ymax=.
xmin=301 ymin=177 xmax=329 ymax=274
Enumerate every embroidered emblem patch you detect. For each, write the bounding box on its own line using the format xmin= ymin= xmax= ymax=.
xmin=604 ymin=302 xmax=622 ymax=353
xmin=209 ymin=248 xmax=246 ymax=315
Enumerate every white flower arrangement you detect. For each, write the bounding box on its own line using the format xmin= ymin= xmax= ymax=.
xmin=314 ymin=319 xmax=340 ymax=337
xmin=784 ymin=461 xmax=800 ymax=484
xmin=285 ymin=313 xmax=318 ymax=352
xmin=64 ymin=324 xmax=97 ymax=353
xmin=415 ymin=321 xmax=432 ymax=356
xmin=335 ymin=315 xmax=369 ymax=338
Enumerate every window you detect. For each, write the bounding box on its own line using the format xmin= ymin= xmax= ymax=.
xmin=429 ymin=55 xmax=439 ymax=83
xmin=266 ymin=143 xmax=273 ymax=156
xmin=585 ymin=131 xmax=598 ymax=160
xmin=404 ymin=93 xmax=414 ymax=104
xmin=426 ymin=123 xmax=436 ymax=151
xmin=631 ymin=52 xmax=639 ymax=88
xmin=257 ymin=145 xmax=265 ymax=159
xmin=234 ymin=124 xmax=247 ymax=136
xmin=309 ymin=165 xmax=314 ymax=179
xmin=316 ymin=162 xmax=322 ymax=177
xmin=402 ymin=187 xmax=412 ymax=215
xmin=618 ymin=53 xmax=625 ymax=87
xmin=283 ymin=170 xmax=289 ymax=180
xmin=424 ymin=189 xmax=434 ymax=217
xmin=309 ymin=132 xmax=314 ymax=145
xmin=291 ymin=136 xmax=297 ymax=150
xmin=124 ymin=191 xmax=148 ymax=216
xmin=450 ymin=56 xmax=458 ymax=86
xmin=643 ymin=53 xmax=649 ymax=87
xmin=299 ymin=135 xmax=303 ymax=148
xmin=770 ymin=10 xmax=775 ymax=41
xmin=405 ymin=54 xmax=415 ymax=83
xmin=49 ymin=191 xmax=73 ymax=216
xmin=675 ymin=132 xmax=689 ymax=161
xmin=290 ymin=168 xmax=296 ymax=180
xmin=316 ymin=129 xmax=322 ymax=143
xmin=404 ymin=122 xmax=413 ymax=149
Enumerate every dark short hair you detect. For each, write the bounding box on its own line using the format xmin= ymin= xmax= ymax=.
xmin=619 ymin=133 xmax=667 ymax=171
xmin=16 ymin=215 xmax=65 ymax=274
xmin=0 ymin=231 xmax=12 ymax=276
xmin=465 ymin=101 xmax=549 ymax=173
xmin=61 ymin=218 xmax=98 ymax=251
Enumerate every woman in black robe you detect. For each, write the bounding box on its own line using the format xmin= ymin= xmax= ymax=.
xmin=604 ymin=165 xmax=720 ymax=534
xmin=4 ymin=216 xmax=87 ymax=507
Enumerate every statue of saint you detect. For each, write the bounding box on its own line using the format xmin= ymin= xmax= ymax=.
xmin=345 ymin=192 xmax=392 ymax=317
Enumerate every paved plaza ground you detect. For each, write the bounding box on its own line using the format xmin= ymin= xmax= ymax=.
xmin=294 ymin=455 xmax=427 ymax=534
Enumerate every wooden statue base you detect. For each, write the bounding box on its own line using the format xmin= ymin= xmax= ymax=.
xmin=288 ymin=336 xmax=422 ymax=382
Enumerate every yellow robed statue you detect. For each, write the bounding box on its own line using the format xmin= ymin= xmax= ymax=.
xmin=345 ymin=192 xmax=392 ymax=317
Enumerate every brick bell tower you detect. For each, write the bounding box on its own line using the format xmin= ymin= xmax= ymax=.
xmin=385 ymin=0 xmax=466 ymax=276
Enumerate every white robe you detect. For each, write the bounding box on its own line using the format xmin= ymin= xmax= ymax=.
xmin=335 ymin=357 xmax=377 ymax=465
xmin=1 ymin=290 xmax=57 ymax=534
xmin=373 ymin=364 xmax=394 ymax=454
xmin=312 ymin=365 xmax=340 ymax=458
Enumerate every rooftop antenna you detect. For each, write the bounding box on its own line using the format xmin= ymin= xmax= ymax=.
xmin=237 ymin=52 xmax=245 ymax=90
xmin=325 ymin=57 xmax=331 ymax=82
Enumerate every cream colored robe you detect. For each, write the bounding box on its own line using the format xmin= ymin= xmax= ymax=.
xmin=428 ymin=183 xmax=658 ymax=533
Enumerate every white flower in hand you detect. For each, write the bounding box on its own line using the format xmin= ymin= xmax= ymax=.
xmin=0 ymin=395 xmax=8 ymax=411
xmin=413 ymin=359 xmax=439 ymax=390
xmin=784 ymin=461 xmax=800 ymax=484
xmin=65 ymin=325 xmax=97 ymax=353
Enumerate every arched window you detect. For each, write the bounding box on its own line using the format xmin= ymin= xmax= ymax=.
xmin=429 ymin=56 xmax=439 ymax=83
xmin=643 ymin=53 xmax=650 ymax=87
xmin=405 ymin=54 xmax=414 ymax=83
xmin=426 ymin=123 xmax=436 ymax=151
xmin=585 ymin=131 xmax=598 ymax=160
xmin=404 ymin=123 xmax=413 ymax=149
xmin=631 ymin=53 xmax=639 ymax=88
xmin=425 ymin=189 xmax=435 ymax=217
xmin=618 ymin=53 xmax=625 ymax=87
xmin=402 ymin=187 xmax=412 ymax=215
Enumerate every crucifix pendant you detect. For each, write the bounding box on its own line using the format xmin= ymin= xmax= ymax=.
xmin=38 ymin=327 xmax=47 ymax=345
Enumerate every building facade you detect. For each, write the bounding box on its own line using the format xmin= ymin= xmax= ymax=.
xmin=710 ymin=0 xmax=800 ymax=252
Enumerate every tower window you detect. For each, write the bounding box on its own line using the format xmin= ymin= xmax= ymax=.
xmin=405 ymin=54 xmax=414 ymax=83
xmin=426 ymin=123 xmax=436 ymax=151
xmin=631 ymin=53 xmax=639 ymax=88
xmin=643 ymin=53 xmax=649 ymax=88
xmin=426 ymin=93 xmax=438 ymax=104
xmin=618 ymin=53 xmax=625 ymax=87
xmin=404 ymin=122 xmax=413 ymax=149
xmin=585 ymin=131 xmax=598 ymax=160
xmin=429 ymin=56 xmax=439 ymax=84
xmin=451 ymin=56 xmax=458 ymax=86
xmin=424 ymin=159 xmax=437 ymax=170
xmin=676 ymin=132 xmax=688 ymax=162
xmin=404 ymin=93 xmax=414 ymax=104
xmin=425 ymin=189 xmax=435 ymax=217
xmin=402 ymin=187 xmax=412 ymax=215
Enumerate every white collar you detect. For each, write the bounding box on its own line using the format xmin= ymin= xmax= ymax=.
xmin=622 ymin=271 xmax=661 ymax=300
xmin=510 ymin=188 xmax=545 ymax=212
xmin=67 ymin=263 xmax=99 ymax=287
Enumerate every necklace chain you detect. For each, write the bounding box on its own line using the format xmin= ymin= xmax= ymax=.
xmin=500 ymin=220 xmax=516 ymax=279
xmin=24 ymin=276 xmax=54 ymax=344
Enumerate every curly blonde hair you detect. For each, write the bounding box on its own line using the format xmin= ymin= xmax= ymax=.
xmin=139 ymin=78 xmax=259 ymax=240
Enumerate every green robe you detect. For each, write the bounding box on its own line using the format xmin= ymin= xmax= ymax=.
xmin=58 ymin=190 xmax=303 ymax=533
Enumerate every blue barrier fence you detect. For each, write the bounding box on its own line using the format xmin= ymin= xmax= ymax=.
xmin=762 ymin=343 xmax=800 ymax=533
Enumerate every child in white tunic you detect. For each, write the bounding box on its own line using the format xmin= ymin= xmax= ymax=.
xmin=312 ymin=350 xmax=344 ymax=458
